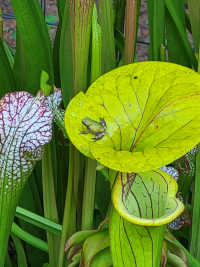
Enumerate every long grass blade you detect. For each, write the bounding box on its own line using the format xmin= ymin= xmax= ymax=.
xmin=10 ymin=0 xmax=54 ymax=94
xmin=147 ymin=0 xmax=165 ymax=60
xmin=42 ymin=143 xmax=60 ymax=266
xmin=60 ymin=0 xmax=94 ymax=105
xmin=11 ymin=234 xmax=28 ymax=267
xmin=188 ymin=0 xmax=200 ymax=53
xmin=98 ymin=0 xmax=116 ymax=73
xmin=165 ymin=0 xmax=197 ymax=68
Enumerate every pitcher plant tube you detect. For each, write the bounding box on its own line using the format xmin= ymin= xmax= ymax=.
xmin=65 ymin=61 xmax=200 ymax=266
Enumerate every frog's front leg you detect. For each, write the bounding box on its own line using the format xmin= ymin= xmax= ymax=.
xmin=100 ymin=118 xmax=107 ymax=130
xmin=80 ymin=128 xmax=90 ymax=134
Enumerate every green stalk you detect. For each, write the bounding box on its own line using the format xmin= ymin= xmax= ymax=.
xmin=124 ymin=0 xmax=138 ymax=64
xmin=59 ymin=1 xmax=94 ymax=266
xmin=190 ymin=45 xmax=200 ymax=259
xmin=188 ymin=0 xmax=200 ymax=54
xmin=15 ymin=206 xmax=62 ymax=235
xmin=114 ymin=0 xmax=126 ymax=33
xmin=42 ymin=143 xmax=60 ymax=267
xmin=0 ymin=192 xmax=21 ymax=266
xmin=190 ymin=145 xmax=200 ymax=258
xmin=11 ymin=223 xmax=48 ymax=253
xmin=81 ymin=159 xmax=96 ymax=230
xmin=147 ymin=0 xmax=165 ymax=60
xmin=98 ymin=0 xmax=116 ymax=73
xmin=81 ymin=3 xmax=102 ymax=231
xmin=60 ymin=0 xmax=94 ymax=105
xmin=0 ymin=8 xmax=3 ymax=39
xmin=91 ymin=3 xmax=102 ymax=83
xmin=58 ymin=144 xmax=77 ymax=267
xmin=11 ymin=234 xmax=28 ymax=267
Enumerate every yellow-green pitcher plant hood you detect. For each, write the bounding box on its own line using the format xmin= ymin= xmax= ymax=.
xmin=112 ymin=170 xmax=184 ymax=226
xmin=65 ymin=61 xmax=200 ymax=173
xmin=109 ymin=170 xmax=184 ymax=267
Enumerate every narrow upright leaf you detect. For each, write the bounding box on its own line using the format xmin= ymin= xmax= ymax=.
xmin=60 ymin=0 xmax=94 ymax=105
xmin=0 ymin=40 xmax=15 ymax=97
xmin=98 ymin=0 xmax=116 ymax=73
xmin=147 ymin=0 xmax=165 ymax=60
xmin=188 ymin=0 xmax=200 ymax=53
xmin=11 ymin=0 xmax=54 ymax=93
xmin=165 ymin=0 xmax=195 ymax=67
xmin=165 ymin=0 xmax=197 ymax=68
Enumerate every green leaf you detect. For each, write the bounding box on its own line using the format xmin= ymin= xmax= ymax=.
xmin=188 ymin=0 xmax=200 ymax=53
xmin=10 ymin=0 xmax=54 ymax=94
xmin=11 ymin=223 xmax=48 ymax=253
xmin=65 ymin=62 xmax=200 ymax=173
xmin=40 ymin=71 xmax=52 ymax=96
xmin=15 ymin=206 xmax=62 ymax=235
xmin=190 ymin=144 xmax=200 ymax=260
xmin=11 ymin=234 xmax=28 ymax=267
xmin=165 ymin=1 xmax=194 ymax=67
xmin=165 ymin=0 xmax=197 ymax=68
xmin=165 ymin=232 xmax=200 ymax=266
xmin=80 ymin=230 xmax=110 ymax=266
xmin=65 ymin=229 xmax=99 ymax=252
xmin=91 ymin=3 xmax=102 ymax=83
xmin=98 ymin=0 xmax=116 ymax=73
xmin=147 ymin=0 xmax=165 ymax=60
xmin=60 ymin=0 xmax=94 ymax=106
xmin=0 ymin=40 xmax=15 ymax=97
xmin=90 ymin=248 xmax=112 ymax=267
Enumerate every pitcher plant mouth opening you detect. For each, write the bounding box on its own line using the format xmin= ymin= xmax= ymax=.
xmin=112 ymin=170 xmax=184 ymax=226
xmin=65 ymin=62 xmax=200 ymax=174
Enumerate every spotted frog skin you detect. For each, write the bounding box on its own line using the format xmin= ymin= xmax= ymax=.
xmin=80 ymin=117 xmax=107 ymax=141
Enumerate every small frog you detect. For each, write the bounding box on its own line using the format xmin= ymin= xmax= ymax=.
xmin=80 ymin=116 xmax=107 ymax=141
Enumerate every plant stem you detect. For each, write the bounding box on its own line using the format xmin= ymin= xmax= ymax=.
xmin=15 ymin=206 xmax=62 ymax=235
xmin=0 ymin=8 xmax=3 ymax=39
xmin=58 ymin=144 xmax=78 ymax=267
xmin=42 ymin=143 xmax=60 ymax=267
xmin=91 ymin=3 xmax=102 ymax=83
xmin=124 ymin=0 xmax=138 ymax=64
xmin=190 ymin=145 xmax=200 ymax=259
xmin=11 ymin=223 xmax=48 ymax=253
xmin=0 ymin=197 xmax=18 ymax=266
xmin=98 ymin=0 xmax=116 ymax=73
xmin=190 ymin=44 xmax=200 ymax=259
xmin=81 ymin=159 xmax=96 ymax=230
xmin=60 ymin=0 xmax=94 ymax=105
xmin=147 ymin=0 xmax=165 ymax=60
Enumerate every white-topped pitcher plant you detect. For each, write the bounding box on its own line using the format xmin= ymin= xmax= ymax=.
xmin=65 ymin=61 xmax=200 ymax=266
xmin=0 ymin=89 xmax=61 ymax=266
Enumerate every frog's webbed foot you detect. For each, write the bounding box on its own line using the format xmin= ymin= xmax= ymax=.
xmin=99 ymin=118 xmax=107 ymax=129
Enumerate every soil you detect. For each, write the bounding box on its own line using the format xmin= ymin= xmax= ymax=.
xmin=0 ymin=0 xmax=149 ymax=61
